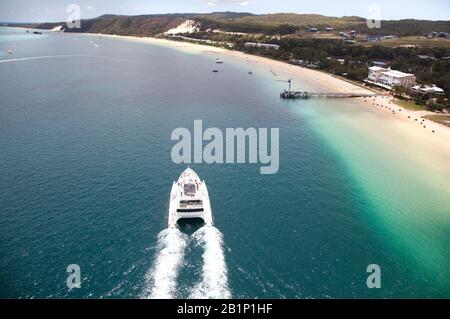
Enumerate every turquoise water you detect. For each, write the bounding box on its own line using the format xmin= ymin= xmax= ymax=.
xmin=0 ymin=27 xmax=449 ymax=298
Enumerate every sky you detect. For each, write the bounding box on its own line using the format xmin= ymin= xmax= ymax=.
xmin=1 ymin=0 xmax=449 ymax=23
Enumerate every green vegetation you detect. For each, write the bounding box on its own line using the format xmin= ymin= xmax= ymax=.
xmin=196 ymin=14 xmax=450 ymax=37
xmin=391 ymin=85 xmax=449 ymax=111
xmin=226 ymin=13 xmax=365 ymax=28
xmin=423 ymin=115 xmax=450 ymax=127
xmin=229 ymin=38 xmax=450 ymax=101
xmin=361 ymin=36 xmax=450 ymax=48
xmin=195 ymin=13 xmax=364 ymax=34
xmin=395 ymin=99 xmax=426 ymax=111
xmin=21 ymin=12 xmax=450 ymax=39
xmin=351 ymin=19 xmax=450 ymax=37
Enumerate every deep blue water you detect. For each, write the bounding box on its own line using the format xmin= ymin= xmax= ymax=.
xmin=0 ymin=27 xmax=449 ymax=298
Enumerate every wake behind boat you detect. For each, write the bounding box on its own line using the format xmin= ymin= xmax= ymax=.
xmin=168 ymin=168 xmax=213 ymax=228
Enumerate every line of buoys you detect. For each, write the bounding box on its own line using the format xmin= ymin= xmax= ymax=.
xmin=362 ymin=96 xmax=438 ymax=135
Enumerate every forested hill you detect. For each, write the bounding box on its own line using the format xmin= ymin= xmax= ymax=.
xmin=7 ymin=12 xmax=450 ymax=37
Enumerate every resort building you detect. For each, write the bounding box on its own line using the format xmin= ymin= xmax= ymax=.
xmin=306 ymin=27 xmax=318 ymax=32
xmin=367 ymin=35 xmax=382 ymax=42
xmin=244 ymin=42 xmax=280 ymax=50
xmin=367 ymin=66 xmax=386 ymax=82
xmin=367 ymin=35 xmax=397 ymax=42
xmin=412 ymin=84 xmax=445 ymax=95
xmin=371 ymin=61 xmax=388 ymax=67
xmin=379 ymin=70 xmax=416 ymax=88
xmin=366 ymin=66 xmax=416 ymax=89
xmin=417 ymin=55 xmax=435 ymax=61
xmin=289 ymin=58 xmax=320 ymax=69
xmin=172 ymin=36 xmax=234 ymax=48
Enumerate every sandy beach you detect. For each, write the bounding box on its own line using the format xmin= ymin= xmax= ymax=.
xmin=86 ymin=33 xmax=450 ymax=159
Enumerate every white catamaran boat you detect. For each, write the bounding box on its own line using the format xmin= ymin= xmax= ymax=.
xmin=168 ymin=168 xmax=214 ymax=228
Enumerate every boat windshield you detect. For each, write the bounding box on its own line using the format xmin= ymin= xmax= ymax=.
xmin=180 ymin=200 xmax=203 ymax=208
xmin=183 ymin=183 xmax=197 ymax=196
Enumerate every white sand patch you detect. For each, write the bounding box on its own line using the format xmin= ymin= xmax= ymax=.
xmin=165 ymin=20 xmax=201 ymax=35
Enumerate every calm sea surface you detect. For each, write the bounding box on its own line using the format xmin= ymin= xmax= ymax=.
xmin=0 ymin=27 xmax=449 ymax=298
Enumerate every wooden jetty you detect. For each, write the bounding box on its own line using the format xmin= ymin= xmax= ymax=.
xmin=280 ymin=90 xmax=379 ymax=99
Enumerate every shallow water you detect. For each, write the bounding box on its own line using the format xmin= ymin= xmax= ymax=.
xmin=0 ymin=27 xmax=449 ymax=298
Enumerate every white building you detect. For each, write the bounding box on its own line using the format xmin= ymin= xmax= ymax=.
xmin=379 ymin=70 xmax=416 ymax=88
xmin=366 ymin=66 xmax=416 ymax=89
xmin=306 ymin=27 xmax=318 ymax=32
xmin=367 ymin=66 xmax=386 ymax=82
xmin=244 ymin=42 xmax=280 ymax=50
xmin=412 ymin=84 xmax=445 ymax=95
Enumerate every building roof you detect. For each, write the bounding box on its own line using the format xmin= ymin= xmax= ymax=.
xmin=417 ymin=55 xmax=435 ymax=60
xmin=245 ymin=42 xmax=279 ymax=47
xmin=368 ymin=66 xmax=387 ymax=71
xmin=412 ymin=84 xmax=444 ymax=93
xmin=372 ymin=61 xmax=388 ymax=65
xmin=381 ymin=70 xmax=414 ymax=78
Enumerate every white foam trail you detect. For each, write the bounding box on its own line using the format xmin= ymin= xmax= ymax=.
xmin=189 ymin=226 xmax=231 ymax=299
xmin=142 ymin=228 xmax=188 ymax=299
xmin=0 ymin=55 xmax=117 ymax=64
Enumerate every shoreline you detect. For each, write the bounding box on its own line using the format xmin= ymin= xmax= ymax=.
xmin=92 ymin=33 xmax=450 ymax=143
xmin=4 ymin=27 xmax=450 ymax=156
